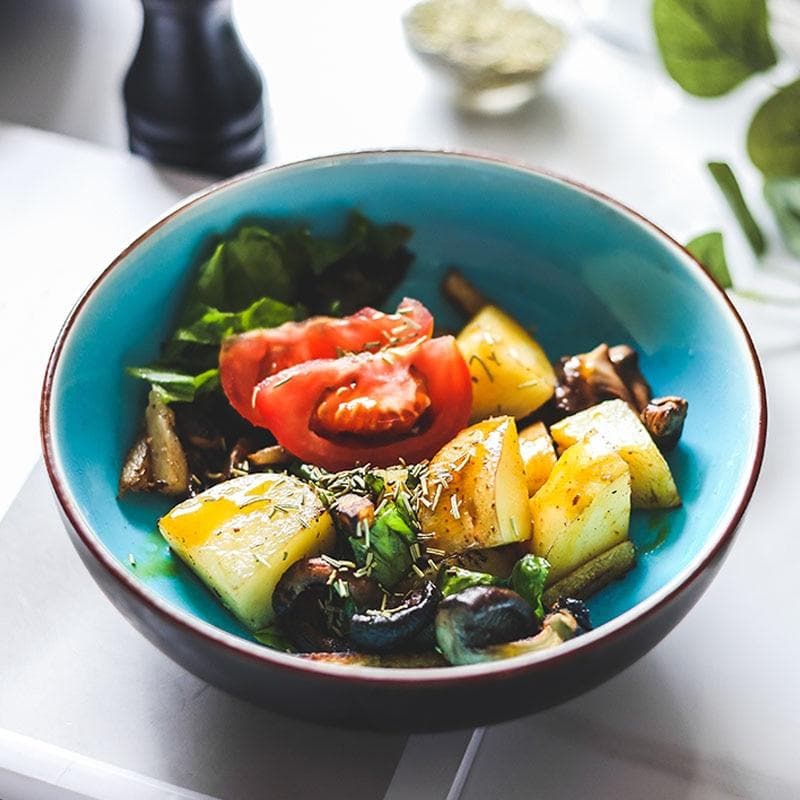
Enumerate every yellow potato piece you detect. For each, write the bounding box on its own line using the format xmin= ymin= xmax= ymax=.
xmin=550 ymin=399 xmax=680 ymax=509
xmin=419 ymin=416 xmax=531 ymax=555
xmin=159 ymin=473 xmax=335 ymax=630
xmin=518 ymin=421 xmax=558 ymax=495
xmin=456 ymin=306 xmax=555 ymax=422
xmin=530 ymin=434 xmax=632 ymax=583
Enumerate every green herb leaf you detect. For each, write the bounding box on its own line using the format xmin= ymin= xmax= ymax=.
xmin=509 ymin=555 xmax=550 ymax=622
xmin=764 ymin=178 xmax=800 ymax=259
xmin=438 ymin=555 xmax=550 ymax=620
xmin=686 ymin=231 xmax=733 ymax=289
xmin=707 ymin=162 xmax=765 ymax=256
xmin=190 ymin=227 xmax=298 ymax=310
xmin=253 ymin=624 xmax=295 ymax=652
xmin=306 ymin=212 xmax=413 ymax=315
xmin=349 ymin=501 xmax=415 ymax=588
xmin=748 ymin=79 xmax=800 ymax=177
xmin=126 ymin=366 xmax=219 ymax=403
xmin=175 ymin=297 xmax=303 ymax=346
xmin=438 ymin=566 xmax=505 ymax=598
xmin=653 ymin=0 xmax=776 ymax=97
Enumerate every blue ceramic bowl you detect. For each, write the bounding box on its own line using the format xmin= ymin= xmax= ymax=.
xmin=42 ymin=151 xmax=766 ymax=730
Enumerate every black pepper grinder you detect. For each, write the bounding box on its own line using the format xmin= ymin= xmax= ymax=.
xmin=124 ymin=0 xmax=266 ymax=176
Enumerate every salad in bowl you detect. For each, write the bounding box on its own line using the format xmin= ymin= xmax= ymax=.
xmin=119 ymin=211 xmax=688 ymax=669
xmin=42 ymin=150 xmax=763 ymax=729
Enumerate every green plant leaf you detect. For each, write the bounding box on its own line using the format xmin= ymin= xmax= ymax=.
xmin=174 ymin=297 xmax=303 ymax=346
xmin=764 ymin=178 xmax=800 ymax=259
xmin=748 ymin=80 xmax=800 ymax=177
xmin=653 ymin=0 xmax=776 ymax=97
xmin=438 ymin=566 xmax=505 ymax=598
xmin=707 ymin=162 xmax=766 ymax=255
xmin=686 ymin=231 xmax=732 ymax=288
xmin=349 ymin=501 xmax=415 ymax=589
xmin=509 ymin=555 xmax=550 ymax=622
xmin=125 ymin=366 xmax=220 ymax=404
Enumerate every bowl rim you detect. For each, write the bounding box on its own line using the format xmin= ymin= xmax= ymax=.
xmin=40 ymin=148 xmax=767 ymax=687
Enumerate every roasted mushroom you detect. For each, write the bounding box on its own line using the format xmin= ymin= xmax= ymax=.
xmin=435 ymin=586 xmax=581 ymax=665
xmin=272 ymin=557 xmax=382 ymax=652
xmin=348 ymin=581 xmax=442 ymax=653
xmin=608 ymin=345 xmax=652 ymax=411
xmin=330 ymin=493 xmax=376 ymax=537
xmin=434 ymin=586 xmax=538 ymax=665
xmin=554 ymin=343 xmax=648 ymax=417
xmin=641 ymin=396 xmax=689 ymax=452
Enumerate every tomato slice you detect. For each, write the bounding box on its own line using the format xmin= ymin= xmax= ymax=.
xmin=252 ymin=337 xmax=472 ymax=470
xmin=219 ymin=298 xmax=433 ymax=425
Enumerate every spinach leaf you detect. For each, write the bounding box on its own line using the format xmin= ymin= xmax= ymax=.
xmin=125 ymin=366 xmax=219 ymax=404
xmin=191 ymin=227 xmax=298 ymax=310
xmin=349 ymin=501 xmax=415 ymax=588
xmin=439 ymin=566 xmax=505 ymax=598
xmin=764 ymin=178 xmax=800 ymax=259
xmin=303 ymin=212 xmax=413 ymax=315
xmin=707 ymin=162 xmax=765 ymax=256
xmin=686 ymin=231 xmax=733 ymax=288
xmin=747 ymin=80 xmax=800 ymax=177
xmin=510 ymin=555 xmax=550 ymax=622
xmin=175 ymin=297 xmax=303 ymax=346
xmin=653 ymin=0 xmax=776 ymax=97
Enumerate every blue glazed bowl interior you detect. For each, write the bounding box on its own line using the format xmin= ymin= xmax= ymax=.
xmin=50 ymin=152 xmax=762 ymax=646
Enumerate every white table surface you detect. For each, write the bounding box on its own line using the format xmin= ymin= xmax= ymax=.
xmin=1 ymin=2 xmax=800 ymax=798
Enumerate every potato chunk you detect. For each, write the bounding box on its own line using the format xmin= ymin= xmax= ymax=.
xmin=419 ymin=416 xmax=531 ymax=555
xmin=530 ymin=434 xmax=631 ymax=583
xmin=456 ymin=306 xmax=555 ymax=422
xmin=159 ymin=473 xmax=335 ymax=629
xmin=550 ymin=399 xmax=680 ymax=508
xmin=518 ymin=422 xmax=557 ymax=495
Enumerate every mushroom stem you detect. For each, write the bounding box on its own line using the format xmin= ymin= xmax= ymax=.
xmin=441 ymin=267 xmax=490 ymax=318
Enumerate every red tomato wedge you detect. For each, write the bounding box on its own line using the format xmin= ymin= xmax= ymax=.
xmin=252 ymin=337 xmax=471 ymax=470
xmin=219 ymin=298 xmax=433 ymax=425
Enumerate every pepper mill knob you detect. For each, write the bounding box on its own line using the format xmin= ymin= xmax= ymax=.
xmin=124 ymin=0 xmax=266 ymax=176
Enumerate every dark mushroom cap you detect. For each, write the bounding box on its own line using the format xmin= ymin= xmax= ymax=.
xmin=436 ymin=586 xmax=538 ymax=653
xmin=348 ymin=581 xmax=442 ymax=654
xmin=272 ymin=556 xmax=382 ymax=653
